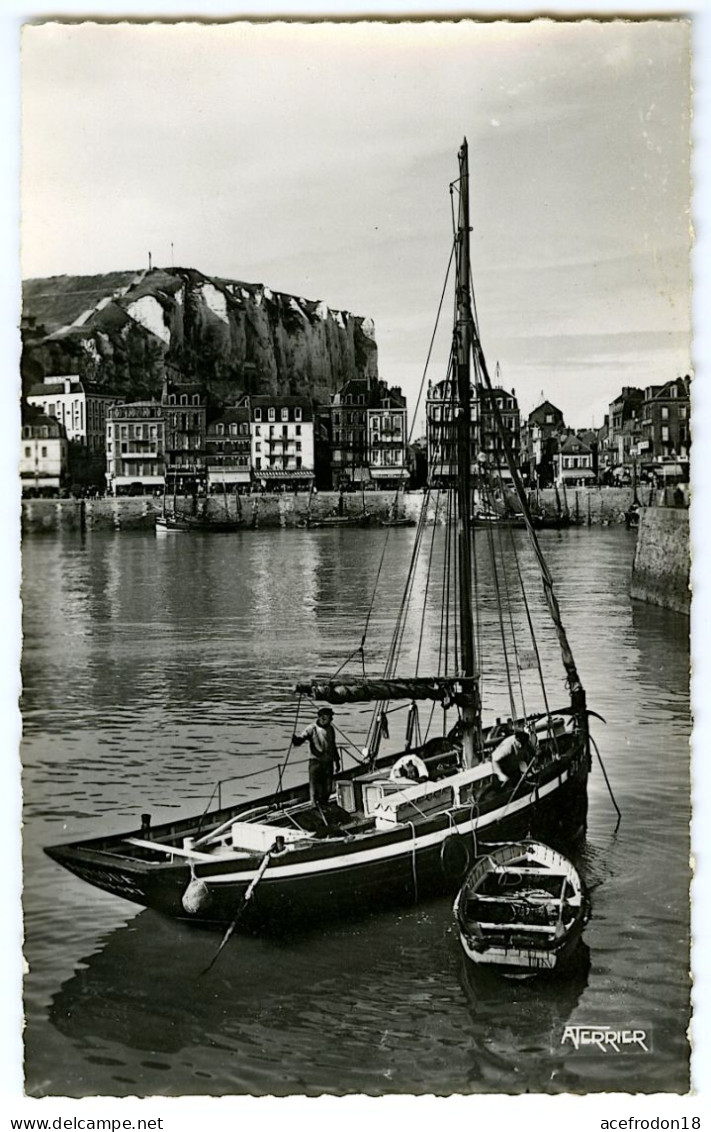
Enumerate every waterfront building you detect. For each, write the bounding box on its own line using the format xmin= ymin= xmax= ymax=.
xmin=425 ymin=378 xmax=477 ymax=485
xmin=26 ymin=375 xmax=121 ymax=453
xmin=248 ymin=395 xmax=314 ymax=489
xmin=20 ymin=408 xmax=68 ymax=494
xmin=553 ymin=434 xmax=596 ymax=488
xmin=328 ymin=379 xmax=408 ymax=489
xmin=477 ymin=383 xmax=521 ymax=483
xmin=367 ymin=386 xmax=409 ymax=488
xmin=522 ymin=400 xmax=567 ymax=487
xmin=606 ymin=387 xmax=644 ymax=481
xmin=105 ymin=401 xmax=165 ymax=495
xmin=205 ymin=406 xmax=252 ymax=492
xmin=637 ymin=376 xmax=691 ymax=482
xmin=161 ymin=380 xmax=207 ymax=495
xmin=329 ymin=379 xmax=370 ymax=489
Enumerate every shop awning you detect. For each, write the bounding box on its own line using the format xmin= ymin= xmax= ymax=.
xmin=370 ymin=468 xmax=410 ymax=480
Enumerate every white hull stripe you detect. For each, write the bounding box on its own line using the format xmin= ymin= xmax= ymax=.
xmin=202 ymin=770 xmax=571 ymax=885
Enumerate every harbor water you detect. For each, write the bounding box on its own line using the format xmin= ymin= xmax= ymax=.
xmin=20 ymin=526 xmax=691 ymax=1096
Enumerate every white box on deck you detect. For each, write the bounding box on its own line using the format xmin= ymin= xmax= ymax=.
xmin=231 ymin=821 xmax=312 ymax=852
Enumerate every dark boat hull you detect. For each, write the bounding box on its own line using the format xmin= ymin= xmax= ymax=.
xmin=156 ymin=515 xmax=242 ymax=533
xmin=46 ymin=747 xmax=588 ymax=933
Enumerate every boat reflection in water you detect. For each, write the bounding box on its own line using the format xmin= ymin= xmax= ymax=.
xmin=42 ymin=900 xmax=593 ymax=1098
xmin=457 ymin=942 xmax=592 ymax=1093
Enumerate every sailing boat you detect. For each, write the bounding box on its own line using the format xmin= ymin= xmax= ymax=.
xmin=46 ymin=142 xmax=592 ymax=932
xmin=155 ymin=465 xmax=243 ymax=533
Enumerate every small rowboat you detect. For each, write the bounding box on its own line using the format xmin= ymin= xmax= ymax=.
xmin=453 ymin=841 xmax=590 ymax=977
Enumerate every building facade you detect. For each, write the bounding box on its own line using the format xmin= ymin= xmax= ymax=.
xmin=554 ymin=434 xmax=596 ymax=487
xmin=161 ymin=381 xmax=207 ymax=494
xmin=20 ymin=410 xmax=68 ymax=493
xmin=477 ymin=385 xmax=521 ymax=482
xmin=329 ymin=379 xmax=370 ymax=488
xmin=605 ymin=387 xmax=644 ymax=481
xmin=26 ymin=375 xmax=121 ymax=453
xmin=328 ymin=379 xmax=408 ymax=489
xmin=105 ymin=401 xmax=165 ymax=495
xmin=425 ymin=378 xmax=478 ymax=485
xmin=249 ymin=396 xmax=314 ymax=488
xmin=205 ymin=406 xmax=252 ymax=492
xmin=367 ymin=387 xmax=408 ymax=488
xmin=522 ymin=401 xmax=567 ymax=487
xmin=638 ymin=376 xmax=691 ymax=480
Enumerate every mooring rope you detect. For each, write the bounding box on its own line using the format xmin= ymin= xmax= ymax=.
xmin=590 ymin=734 xmax=622 ymax=823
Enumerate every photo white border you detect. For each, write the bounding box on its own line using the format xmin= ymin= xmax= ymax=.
xmin=2 ymin=1 xmax=707 ymax=1123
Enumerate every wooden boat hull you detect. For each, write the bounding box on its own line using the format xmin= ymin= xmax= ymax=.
xmin=155 ymin=516 xmax=242 ymax=533
xmin=46 ymin=737 xmax=588 ymax=932
xmin=472 ymin=515 xmax=527 ymax=530
xmin=453 ymin=840 xmax=590 ymax=977
xmin=303 ymin=516 xmax=372 ymax=529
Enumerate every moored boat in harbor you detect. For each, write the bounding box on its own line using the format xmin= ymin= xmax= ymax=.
xmin=46 ymin=141 xmax=594 ymax=936
xmin=453 ymin=840 xmax=590 ymax=977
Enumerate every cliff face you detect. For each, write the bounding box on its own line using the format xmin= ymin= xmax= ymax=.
xmin=21 ymin=267 xmax=378 ymax=406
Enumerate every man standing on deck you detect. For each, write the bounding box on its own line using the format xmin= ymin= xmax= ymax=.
xmin=293 ymin=707 xmax=341 ymax=806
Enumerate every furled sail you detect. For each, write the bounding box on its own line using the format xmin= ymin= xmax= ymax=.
xmin=294 ymin=676 xmax=477 ymax=705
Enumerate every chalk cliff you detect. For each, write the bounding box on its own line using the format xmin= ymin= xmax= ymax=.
xmin=21 ymin=267 xmax=378 ymax=406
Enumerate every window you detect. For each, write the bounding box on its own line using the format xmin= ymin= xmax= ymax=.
xmin=217 ymin=424 xmax=225 ymax=436
xmin=268 ymin=408 xmax=276 ymax=422
xmin=230 ymin=424 xmax=238 ymax=437
xmin=282 ymin=425 xmax=288 ymax=437
xmin=661 ymin=407 xmax=669 ymax=420
xmin=256 ymin=442 xmax=261 ymax=452
xmin=295 ymin=407 xmax=302 ymax=421
xmin=193 ymin=395 xmax=200 ymax=405
xmin=661 ymin=426 xmax=670 ymax=442
xmin=41 ymin=446 xmax=48 ymax=457
xmin=255 ymin=425 xmax=261 ymax=436
xmin=24 ymin=446 xmax=31 ymax=457
xmin=296 ymin=441 xmax=302 ymax=452
xmin=254 ymin=408 xmax=262 ymax=422
xmin=281 ymin=408 xmax=289 ymax=422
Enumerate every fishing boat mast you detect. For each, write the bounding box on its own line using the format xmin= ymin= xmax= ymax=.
xmin=454 ymin=138 xmax=481 ymax=767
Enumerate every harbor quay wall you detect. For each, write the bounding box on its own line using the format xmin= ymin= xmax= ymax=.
xmin=631 ymin=506 xmax=690 ymax=615
xmin=22 ymin=487 xmax=643 ymax=533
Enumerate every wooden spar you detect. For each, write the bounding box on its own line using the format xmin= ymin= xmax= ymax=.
xmin=455 ymin=138 xmax=481 ymax=767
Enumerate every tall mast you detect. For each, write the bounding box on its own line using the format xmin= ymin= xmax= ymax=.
xmin=455 ymin=138 xmax=481 ymax=766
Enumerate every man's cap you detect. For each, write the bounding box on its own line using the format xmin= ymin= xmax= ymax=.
xmin=317 ymin=706 xmax=334 ymax=717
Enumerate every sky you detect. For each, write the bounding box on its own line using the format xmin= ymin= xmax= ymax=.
xmin=19 ymin=18 xmax=692 ymax=432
